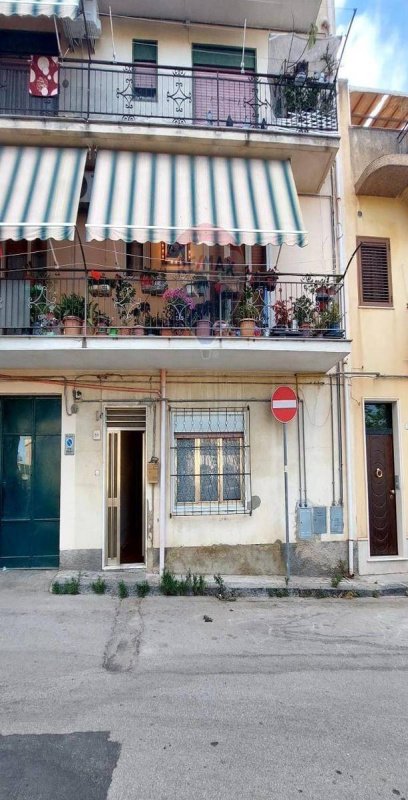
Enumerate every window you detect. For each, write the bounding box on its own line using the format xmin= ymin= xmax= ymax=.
xmin=192 ymin=45 xmax=256 ymax=126
xmin=133 ymin=39 xmax=158 ymax=99
xmin=171 ymin=408 xmax=251 ymax=515
xmin=357 ymin=237 xmax=392 ymax=306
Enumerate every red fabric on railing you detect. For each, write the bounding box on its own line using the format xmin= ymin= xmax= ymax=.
xmin=29 ymin=56 xmax=59 ymax=97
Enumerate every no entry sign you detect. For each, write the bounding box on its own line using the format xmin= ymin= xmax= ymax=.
xmin=271 ymin=386 xmax=298 ymax=423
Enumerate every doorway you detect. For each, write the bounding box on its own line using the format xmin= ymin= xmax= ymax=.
xmin=106 ymin=419 xmax=145 ymax=566
xmin=0 ymin=396 xmax=61 ymax=568
xmin=365 ymin=402 xmax=398 ymax=556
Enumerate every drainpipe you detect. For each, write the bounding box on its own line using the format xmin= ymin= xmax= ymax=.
xmin=159 ymin=369 xmax=167 ymax=576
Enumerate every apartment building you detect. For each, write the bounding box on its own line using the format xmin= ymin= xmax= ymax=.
xmin=0 ymin=0 xmax=351 ymax=575
xmin=339 ymin=82 xmax=408 ymax=576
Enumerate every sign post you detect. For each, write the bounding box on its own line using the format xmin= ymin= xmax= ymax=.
xmin=271 ymin=387 xmax=298 ymax=583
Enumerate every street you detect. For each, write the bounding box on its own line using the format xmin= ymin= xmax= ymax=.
xmin=0 ymin=572 xmax=407 ymax=800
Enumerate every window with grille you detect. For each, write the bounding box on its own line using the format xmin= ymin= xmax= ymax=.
xmin=358 ymin=237 xmax=392 ymax=306
xmin=133 ymin=39 xmax=158 ymax=99
xmin=171 ymin=408 xmax=251 ymax=515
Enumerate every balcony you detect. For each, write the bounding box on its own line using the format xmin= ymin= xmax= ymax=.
xmin=0 ymin=268 xmax=350 ymax=373
xmin=0 ymin=59 xmax=339 ymax=192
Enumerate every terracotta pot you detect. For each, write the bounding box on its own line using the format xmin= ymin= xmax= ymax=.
xmin=161 ymin=327 xmax=173 ymax=336
xmin=213 ymin=321 xmax=229 ymax=337
xmin=240 ymin=318 xmax=256 ymax=337
xmin=133 ymin=325 xmax=145 ymax=337
xmin=177 ymin=328 xmax=192 ymax=336
xmin=63 ymin=316 xmax=83 ymax=335
xmin=195 ymin=319 xmax=211 ymax=337
xmin=119 ymin=327 xmax=132 ymax=336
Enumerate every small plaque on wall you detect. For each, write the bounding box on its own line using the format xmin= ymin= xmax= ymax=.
xmin=147 ymin=460 xmax=159 ymax=484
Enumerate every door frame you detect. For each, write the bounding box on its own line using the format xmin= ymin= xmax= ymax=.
xmin=362 ymin=398 xmax=404 ymax=559
xmin=102 ymin=406 xmax=146 ymax=570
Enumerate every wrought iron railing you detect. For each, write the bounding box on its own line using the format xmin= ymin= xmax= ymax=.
xmin=0 ymin=58 xmax=338 ymax=133
xmin=0 ymin=268 xmax=345 ymax=339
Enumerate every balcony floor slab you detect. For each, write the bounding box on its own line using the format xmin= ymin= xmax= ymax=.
xmin=0 ymin=336 xmax=351 ymax=374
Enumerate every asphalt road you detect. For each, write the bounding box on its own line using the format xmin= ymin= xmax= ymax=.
xmin=0 ymin=571 xmax=407 ymax=800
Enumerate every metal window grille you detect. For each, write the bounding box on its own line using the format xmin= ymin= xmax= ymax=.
xmin=170 ymin=407 xmax=251 ymax=516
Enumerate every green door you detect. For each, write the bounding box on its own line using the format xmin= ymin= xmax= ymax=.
xmin=0 ymin=397 xmax=61 ymax=568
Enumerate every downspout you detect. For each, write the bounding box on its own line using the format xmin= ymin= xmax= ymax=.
xmin=159 ymin=369 xmax=167 ymax=576
xmin=334 ymin=85 xmax=356 ymax=575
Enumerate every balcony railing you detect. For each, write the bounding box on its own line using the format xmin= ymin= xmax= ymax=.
xmin=0 ymin=58 xmax=338 ymax=134
xmin=0 ymin=268 xmax=345 ymax=339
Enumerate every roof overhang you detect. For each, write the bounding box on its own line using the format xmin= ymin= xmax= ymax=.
xmin=355 ymin=154 xmax=408 ymax=197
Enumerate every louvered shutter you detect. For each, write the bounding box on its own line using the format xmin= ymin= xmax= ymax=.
xmin=358 ymin=238 xmax=391 ymax=305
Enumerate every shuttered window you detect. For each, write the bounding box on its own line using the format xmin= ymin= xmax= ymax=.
xmin=358 ymin=237 xmax=392 ymax=306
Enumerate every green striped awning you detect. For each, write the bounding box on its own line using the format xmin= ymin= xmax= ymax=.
xmin=0 ymin=1 xmax=80 ymax=17
xmin=86 ymin=151 xmax=307 ymax=247
xmin=0 ymin=146 xmax=87 ymax=241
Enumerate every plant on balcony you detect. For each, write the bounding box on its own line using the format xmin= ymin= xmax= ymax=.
xmin=163 ymin=287 xmax=196 ymax=332
xmin=250 ymin=269 xmax=279 ymax=292
xmin=235 ymin=286 xmax=261 ymax=337
xmin=55 ymin=292 xmax=85 ymax=335
xmin=88 ymin=270 xmax=116 ymax=297
xmin=114 ymin=277 xmax=138 ymax=332
xmin=292 ymin=294 xmax=316 ymax=333
xmin=272 ymin=297 xmax=291 ymax=333
xmin=320 ymin=302 xmax=342 ymax=337
xmin=194 ymin=300 xmax=212 ymax=337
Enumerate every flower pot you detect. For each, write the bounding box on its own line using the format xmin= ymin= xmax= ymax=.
xmin=95 ymin=326 xmax=108 ymax=336
xmin=176 ymin=327 xmax=192 ymax=336
xmin=108 ymin=327 xmax=119 ymax=336
xmin=119 ymin=327 xmax=132 ymax=336
xmin=300 ymin=323 xmax=312 ymax=338
xmin=89 ymin=284 xmax=112 ymax=298
xmin=213 ymin=321 xmax=229 ymax=337
xmin=195 ymin=319 xmax=211 ymax=337
xmin=133 ymin=325 xmax=145 ymax=337
xmin=161 ymin=327 xmax=173 ymax=337
xmin=63 ymin=316 xmax=83 ymax=335
xmin=240 ymin=318 xmax=256 ymax=337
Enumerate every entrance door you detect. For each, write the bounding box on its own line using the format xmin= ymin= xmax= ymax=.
xmin=106 ymin=426 xmax=145 ymax=566
xmin=365 ymin=402 xmax=398 ymax=556
xmin=0 ymin=397 xmax=61 ymax=568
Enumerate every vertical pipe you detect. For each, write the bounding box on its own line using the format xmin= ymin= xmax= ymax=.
xmin=295 ymin=375 xmax=303 ymax=506
xmin=301 ymin=399 xmax=307 ymax=505
xmin=159 ymin=369 xmax=166 ymax=576
xmin=336 ymin=366 xmax=344 ymax=504
xmin=329 ymin=375 xmax=336 ymax=506
xmin=283 ymin=424 xmax=290 ymax=582
xmin=343 ymin=371 xmax=355 ymax=576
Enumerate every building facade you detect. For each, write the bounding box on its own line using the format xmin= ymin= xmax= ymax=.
xmin=340 ymin=82 xmax=408 ymax=576
xmin=0 ymin=0 xmax=353 ymax=576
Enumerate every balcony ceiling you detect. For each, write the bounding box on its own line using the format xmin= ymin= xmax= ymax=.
xmin=355 ymin=154 xmax=408 ymax=197
xmin=0 ymin=337 xmax=351 ymax=374
xmin=99 ymin=0 xmax=321 ymax=32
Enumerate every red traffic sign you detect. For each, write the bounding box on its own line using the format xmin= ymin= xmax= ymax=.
xmin=271 ymin=386 xmax=298 ymax=423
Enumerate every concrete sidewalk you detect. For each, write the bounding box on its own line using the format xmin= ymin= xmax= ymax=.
xmin=47 ymin=568 xmax=408 ymax=598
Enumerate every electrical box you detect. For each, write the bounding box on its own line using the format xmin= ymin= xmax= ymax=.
xmin=147 ymin=460 xmax=159 ymax=484
xmin=330 ymin=505 xmax=344 ymax=534
xmin=313 ymin=507 xmax=327 ymax=535
xmin=298 ymin=507 xmax=313 ymax=540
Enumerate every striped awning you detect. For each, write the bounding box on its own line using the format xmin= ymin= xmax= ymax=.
xmin=0 ymin=146 xmax=87 ymax=241
xmin=86 ymin=151 xmax=307 ymax=246
xmin=0 ymin=1 xmax=80 ymax=17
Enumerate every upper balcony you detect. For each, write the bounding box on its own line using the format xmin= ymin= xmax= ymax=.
xmin=349 ymin=88 xmax=408 ymax=197
xmin=0 ymin=57 xmax=339 ymax=193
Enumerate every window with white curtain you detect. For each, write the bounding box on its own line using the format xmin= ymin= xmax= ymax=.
xmin=170 ymin=407 xmax=251 ymax=515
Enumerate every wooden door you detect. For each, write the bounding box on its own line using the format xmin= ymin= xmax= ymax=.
xmin=366 ymin=433 xmax=397 ymax=556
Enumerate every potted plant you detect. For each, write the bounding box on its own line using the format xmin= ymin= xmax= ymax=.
xmin=55 ymin=292 xmax=85 ymax=335
xmin=321 ymin=302 xmax=342 ymax=337
xmin=292 ymin=294 xmax=316 ymax=335
xmin=163 ymin=287 xmax=196 ymax=334
xmin=114 ymin=277 xmax=137 ymax=334
xmin=250 ymin=269 xmax=279 ymax=293
xmin=93 ymin=311 xmax=111 ymax=336
xmin=132 ymin=301 xmax=150 ymax=337
xmin=140 ymin=270 xmax=156 ymax=294
xmin=235 ymin=286 xmax=260 ymax=337
xmin=194 ymin=301 xmax=212 ymax=337
xmin=30 ymin=284 xmax=59 ymax=335
xmin=272 ymin=297 xmax=291 ymax=334
xmin=88 ymin=270 xmax=116 ymax=298
xmin=149 ymin=272 xmax=168 ymax=296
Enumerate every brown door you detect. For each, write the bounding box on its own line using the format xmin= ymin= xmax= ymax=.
xmin=366 ymin=433 xmax=397 ymax=556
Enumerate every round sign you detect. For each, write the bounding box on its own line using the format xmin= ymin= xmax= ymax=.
xmin=271 ymin=386 xmax=298 ymax=423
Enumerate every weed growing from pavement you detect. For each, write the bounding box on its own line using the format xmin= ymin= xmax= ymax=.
xmin=52 ymin=577 xmax=80 ymax=595
xmin=330 ymin=559 xmax=348 ymax=588
xmin=160 ymin=569 xmax=207 ymax=596
xmin=136 ymin=580 xmax=150 ymax=598
xmin=267 ymin=587 xmax=289 ymax=598
xmin=91 ymin=577 xmax=106 ymax=595
xmin=213 ymin=574 xmax=237 ymax=601
xmin=118 ymin=580 xmax=129 ymax=599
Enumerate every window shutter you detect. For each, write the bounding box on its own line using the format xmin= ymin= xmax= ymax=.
xmin=359 ymin=238 xmax=391 ymax=305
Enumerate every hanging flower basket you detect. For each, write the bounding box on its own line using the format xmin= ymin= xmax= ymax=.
xmin=88 ymin=271 xmax=116 ymax=297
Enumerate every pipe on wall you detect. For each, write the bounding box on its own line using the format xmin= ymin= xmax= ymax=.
xmin=159 ymin=369 xmax=167 ymax=576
